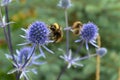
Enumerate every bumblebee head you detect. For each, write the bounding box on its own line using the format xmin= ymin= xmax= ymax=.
xmin=50 ymin=25 xmax=56 ymax=31
xmin=49 ymin=23 xmax=60 ymax=32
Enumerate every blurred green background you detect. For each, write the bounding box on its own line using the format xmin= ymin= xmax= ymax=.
xmin=0 ymin=0 xmax=120 ymax=80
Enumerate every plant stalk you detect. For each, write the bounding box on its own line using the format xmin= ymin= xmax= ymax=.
xmin=4 ymin=6 xmax=19 ymax=80
xmin=65 ymin=9 xmax=69 ymax=55
xmin=96 ymin=34 xmax=101 ymax=80
xmin=56 ymin=65 xmax=67 ymax=80
xmin=4 ymin=6 xmax=13 ymax=53
xmin=118 ymin=67 xmax=120 ymax=80
xmin=22 ymin=44 xmax=36 ymax=68
xmin=56 ymin=9 xmax=70 ymax=80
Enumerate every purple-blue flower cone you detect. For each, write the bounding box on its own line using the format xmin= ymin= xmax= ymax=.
xmin=27 ymin=21 xmax=49 ymax=45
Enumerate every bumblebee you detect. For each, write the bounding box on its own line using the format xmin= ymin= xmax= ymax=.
xmin=48 ymin=23 xmax=63 ymax=43
xmin=71 ymin=21 xmax=83 ymax=36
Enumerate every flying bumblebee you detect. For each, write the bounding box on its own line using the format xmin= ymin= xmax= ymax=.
xmin=48 ymin=23 xmax=63 ymax=43
xmin=71 ymin=21 xmax=83 ymax=36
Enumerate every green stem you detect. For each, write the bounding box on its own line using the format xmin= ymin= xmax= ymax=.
xmin=5 ymin=6 xmax=13 ymax=53
xmin=75 ymin=41 xmax=84 ymax=54
xmin=56 ymin=65 xmax=67 ymax=80
xmin=56 ymin=9 xmax=70 ymax=80
xmin=4 ymin=6 xmax=19 ymax=80
xmin=22 ymin=44 xmax=36 ymax=68
xmin=3 ymin=27 xmax=18 ymax=66
xmin=65 ymin=9 xmax=69 ymax=55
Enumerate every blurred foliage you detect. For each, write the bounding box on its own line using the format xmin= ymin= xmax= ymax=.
xmin=0 ymin=0 xmax=120 ymax=80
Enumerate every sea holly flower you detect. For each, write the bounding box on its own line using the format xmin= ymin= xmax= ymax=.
xmin=60 ymin=49 xmax=105 ymax=69
xmin=1 ymin=0 xmax=12 ymax=6
xmin=16 ymin=47 xmax=45 ymax=66
xmin=60 ymin=50 xmax=83 ymax=69
xmin=58 ymin=0 xmax=72 ymax=9
xmin=6 ymin=47 xmax=45 ymax=80
xmin=75 ymin=22 xmax=99 ymax=53
xmin=20 ymin=21 xmax=54 ymax=58
xmin=27 ymin=21 xmax=49 ymax=45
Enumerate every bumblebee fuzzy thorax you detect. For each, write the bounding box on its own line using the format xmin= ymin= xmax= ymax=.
xmin=49 ymin=23 xmax=63 ymax=43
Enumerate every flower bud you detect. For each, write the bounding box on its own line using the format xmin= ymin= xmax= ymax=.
xmin=58 ymin=0 xmax=72 ymax=9
xmin=96 ymin=47 xmax=107 ymax=57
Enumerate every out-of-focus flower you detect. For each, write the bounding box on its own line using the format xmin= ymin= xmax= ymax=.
xmin=16 ymin=47 xmax=45 ymax=66
xmin=20 ymin=21 xmax=54 ymax=58
xmin=60 ymin=50 xmax=83 ymax=69
xmin=75 ymin=22 xmax=99 ymax=52
xmin=96 ymin=47 xmax=107 ymax=57
xmin=6 ymin=47 xmax=45 ymax=80
xmin=58 ymin=0 xmax=72 ymax=9
xmin=1 ymin=0 xmax=12 ymax=6
xmin=0 ymin=13 xmax=14 ymax=28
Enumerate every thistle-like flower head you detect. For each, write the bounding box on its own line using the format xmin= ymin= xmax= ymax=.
xmin=27 ymin=21 xmax=49 ymax=45
xmin=58 ymin=0 xmax=72 ymax=9
xmin=1 ymin=0 xmax=12 ymax=6
xmin=81 ymin=22 xmax=98 ymax=42
xmin=60 ymin=50 xmax=83 ymax=69
xmin=18 ymin=47 xmax=30 ymax=64
xmin=6 ymin=47 xmax=45 ymax=80
xmin=20 ymin=21 xmax=54 ymax=58
xmin=75 ymin=22 xmax=99 ymax=52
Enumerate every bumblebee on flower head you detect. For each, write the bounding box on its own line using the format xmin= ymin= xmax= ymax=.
xmin=48 ymin=23 xmax=63 ymax=43
xmin=71 ymin=21 xmax=83 ymax=36
xmin=64 ymin=21 xmax=83 ymax=36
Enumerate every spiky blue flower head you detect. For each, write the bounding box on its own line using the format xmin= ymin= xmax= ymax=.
xmin=75 ymin=22 xmax=99 ymax=52
xmin=27 ymin=21 xmax=49 ymax=45
xmin=18 ymin=47 xmax=31 ymax=64
xmin=6 ymin=46 xmax=45 ymax=79
xmin=81 ymin=22 xmax=98 ymax=42
xmin=60 ymin=50 xmax=83 ymax=69
xmin=20 ymin=21 xmax=54 ymax=58
xmin=16 ymin=46 xmax=45 ymax=66
xmin=58 ymin=0 xmax=72 ymax=9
